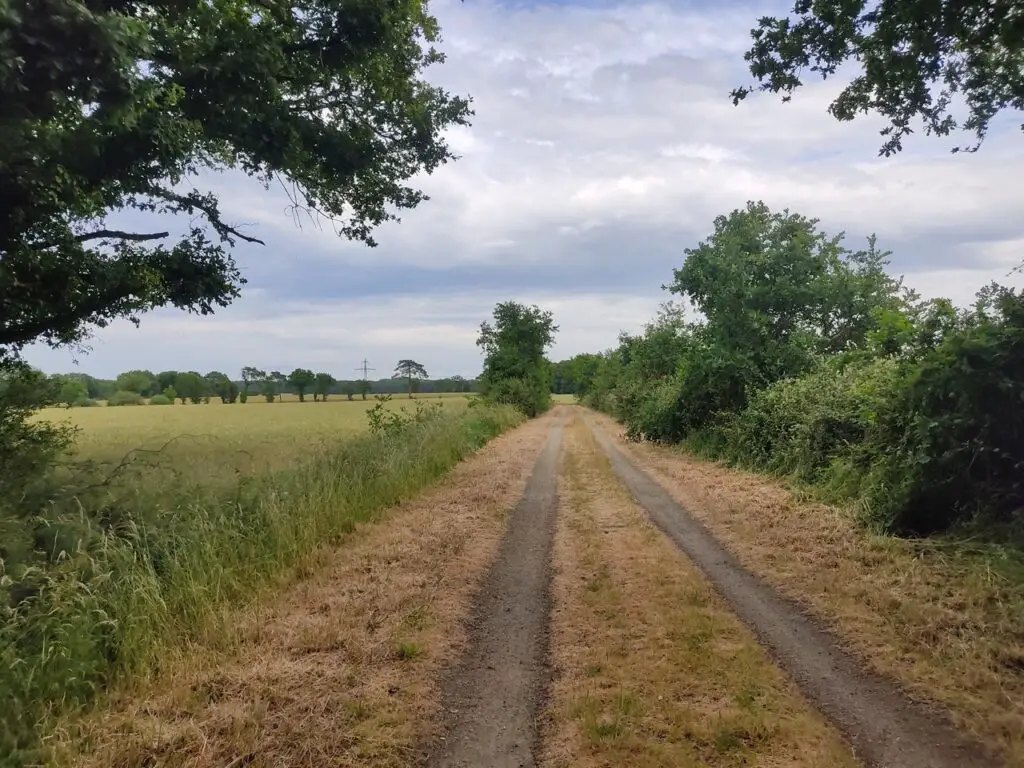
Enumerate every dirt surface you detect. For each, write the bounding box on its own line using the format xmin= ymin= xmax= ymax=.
xmin=425 ymin=411 xmax=564 ymax=768
xmin=542 ymin=416 xmax=857 ymax=767
xmin=583 ymin=413 xmax=994 ymax=768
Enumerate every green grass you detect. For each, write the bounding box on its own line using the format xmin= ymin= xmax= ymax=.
xmin=1 ymin=401 xmax=522 ymax=767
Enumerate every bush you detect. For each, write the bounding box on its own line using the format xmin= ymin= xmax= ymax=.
xmin=722 ymin=357 xmax=906 ymax=484
xmin=860 ymin=291 xmax=1024 ymax=534
xmin=107 ymin=390 xmax=143 ymax=406
xmin=72 ymin=397 xmax=99 ymax=407
xmin=483 ymin=374 xmax=550 ymax=417
xmin=148 ymin=394 xmax=172 ymax=405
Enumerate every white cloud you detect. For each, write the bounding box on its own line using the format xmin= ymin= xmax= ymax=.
xmin=24 ymin=0 xmax=1024 ymax=378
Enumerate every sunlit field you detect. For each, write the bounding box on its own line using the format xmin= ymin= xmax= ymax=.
xmin=37 ymin=394 xmax=474 ymax=484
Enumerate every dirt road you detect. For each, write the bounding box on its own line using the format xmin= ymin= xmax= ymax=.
xmin=583 ymin=413 xmax=991 ymax=768
xmin=73 ymin=407 xmax=1000 ymax=767
xmin=427 ymin=415 xmax=563 ymax=767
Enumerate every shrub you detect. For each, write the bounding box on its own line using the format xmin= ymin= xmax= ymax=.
xmin=861 ymin=290 xmax=1024 ymax=534
xmin=148 ymin=394 xmax=172 ymax=405
xmin=72 ymin=397 xmax=99 ymax=408
xmin=107 ymin=390 xmax=143 ymax=406
xmin=483 ymin=374 xmax=550 ymax=417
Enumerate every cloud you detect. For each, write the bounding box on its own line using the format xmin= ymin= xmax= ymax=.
xmin=25 ymin=0 xmax=1024 ymax=378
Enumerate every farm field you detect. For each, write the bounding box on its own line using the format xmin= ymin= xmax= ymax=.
xmin=36 ymin=395 xmax=474 ymax=481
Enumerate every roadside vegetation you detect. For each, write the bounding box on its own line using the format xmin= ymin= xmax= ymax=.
xmin=1 ymin=398 xmax=521 ymax=764
xmin=558 ymin=201 xmax=1022 ymax=541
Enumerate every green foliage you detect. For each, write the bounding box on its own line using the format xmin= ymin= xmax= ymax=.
xmin=584 ymin=201 xmax=1024 ymax=536
xmin=314 ymin=372 xmax=336 ymax=402
xmin=162 ymin=386 xmax=177 ymax=402
xmin=393 ymin=359 xmax=428 ymax=399
xmin=288 ymin=368 xmax=316 ymax=402
xmin=732 ymin=0 xmax=1024 ymax=155
xmin=107 ymin=389 xmax=143 ymax=406
xmin=205 ymin=371 xmax=238 ymax=403
xmin=0 ymin=365 xmax=74 ymax=517
xmin=115 ymin=370 xmax=156 ymax=396
xmin=53 ymin=375 xmax=89 ymax=406
xmin=0 ymin=404 xmax=520 ymax=764
xmin=173 ymin=371 xmax=205 ymax=404
xmin=148 ymin=394 xmax=172 ymax=406
xmin=0 ymin=0 xmax=470 ymax=368
xmin=477 ymin=301 xmax=558 ymax=416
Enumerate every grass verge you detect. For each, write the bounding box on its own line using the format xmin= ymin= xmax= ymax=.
xmin=0 ymin=404 xmax=522 ymax=767
xmin=56 ymin=408 xmax=558 ymax=768
xmin=586 ymin=408 xmax=1024 ymax=765
xmin=541 ymin=414 xmax=856 ymax=767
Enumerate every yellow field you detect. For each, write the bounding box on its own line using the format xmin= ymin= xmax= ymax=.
xmin=38 ymin=395 xmax=473 ymax=484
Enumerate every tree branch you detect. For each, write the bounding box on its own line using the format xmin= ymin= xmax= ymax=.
xmin=148 ymin=188 xmax=266 ymax=246
xmin=74 ymin=230 xmax=169 ymax=244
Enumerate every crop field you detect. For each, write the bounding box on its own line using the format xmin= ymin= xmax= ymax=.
xmin=35 ymin=395 xmax=473 ymax=483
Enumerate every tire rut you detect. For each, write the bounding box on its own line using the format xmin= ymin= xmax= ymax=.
xmin=584 ymin=414 xmax=995 ymax=768
xmin=425 ymin=411 xmax=564 ymax=768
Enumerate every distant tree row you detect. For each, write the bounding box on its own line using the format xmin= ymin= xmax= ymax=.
xmin=44 ymin=365 xmax=477 ymax=406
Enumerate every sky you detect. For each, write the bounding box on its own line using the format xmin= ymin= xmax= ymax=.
xmin=25 ymin=0 xmax=1024 ymax=379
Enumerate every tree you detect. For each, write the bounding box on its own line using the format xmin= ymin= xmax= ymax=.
xmin=477 ymin=301 xmax=558 ymax=416
xmin=173 ymin=371 xmax=205 ymax=404
xmin=155 ymin=370 xmax=179 ymax=392
xmin=393 ymin=360 xmax=428 ymax=399
xmin=288 ymin=368 xmax=316 ymax=402
xmin=240 ymin=366 xmax=264 ymax=403
xmin=269 ymin=371 xmax=287 ymax=402
xmin=205 ymin=370 xmax=238 ymax=403
xmin=341 ymin=381 xmax=357 ymax=401
xmin=0 ymin=1 xmax=471 ymax=373
xmin=115 ymin=370 xmax=156 ymax=396
xmin=53 ymin=375 xmax=88 ymax=406
xmin=314 ymin=372 xmax=336 ymax=402
xmin=731 ymin=0 xmax=1024 ymax=155
xmin=357 ymin=378 xmax=372 ymax=400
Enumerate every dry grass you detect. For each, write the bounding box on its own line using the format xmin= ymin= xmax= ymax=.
xmin=59 ymin=411 xmax=559 ymax=768
xmin=585 ymin=409 xmax=1024 ymax=765
xmin=541 ymin=414 xmax=857 ymax=768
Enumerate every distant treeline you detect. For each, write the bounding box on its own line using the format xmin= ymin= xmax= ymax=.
xmin=45 ymin=368 xmax=478 ymax=406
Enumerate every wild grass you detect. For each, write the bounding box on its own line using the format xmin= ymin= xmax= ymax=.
xmin=0 ymin=400 xmax=519 ymax=767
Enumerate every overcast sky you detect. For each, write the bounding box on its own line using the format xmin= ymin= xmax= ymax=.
xmin=26 ymin=0 xmax=1024 ymax=379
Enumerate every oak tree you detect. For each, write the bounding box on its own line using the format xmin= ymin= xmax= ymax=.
xmin=732 ymin=0 xmax=1024 ymax=155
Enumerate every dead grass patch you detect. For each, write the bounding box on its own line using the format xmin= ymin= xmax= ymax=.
xmin=585 ymin=408 xmax=1024 ymax=765
xmin=57 ymin=412 xmax=560 ymax=768
xmin=541 ymin=414 xmax=856 ymax=767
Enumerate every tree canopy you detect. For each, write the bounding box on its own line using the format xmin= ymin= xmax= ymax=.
xmin=477 ymin=301 xmax=558 ymax=416
xmin=732 ymin=0 xmax=1024 ymax=155
xmin=393 ymin=359 xmax=427 ymax=398
xmin=0 ymin=0 xmax=471 ymax=363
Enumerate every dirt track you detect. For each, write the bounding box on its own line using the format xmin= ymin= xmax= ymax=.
xmin=431 ymin=408 xmax=994 ymax=768
xmin=74 ymin=407 xmax=1001 ymax=767
xmin=583 ymin=413 xmax=993 ymax=768
xmin=426 ymin=411 xmax=564 ymax=767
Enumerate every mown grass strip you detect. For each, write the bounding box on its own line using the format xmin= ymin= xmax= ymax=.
xmin=0 ymin=405 xmax=522 ymax=767
xmin=542 ymin=415 xmax=856 ymax=768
